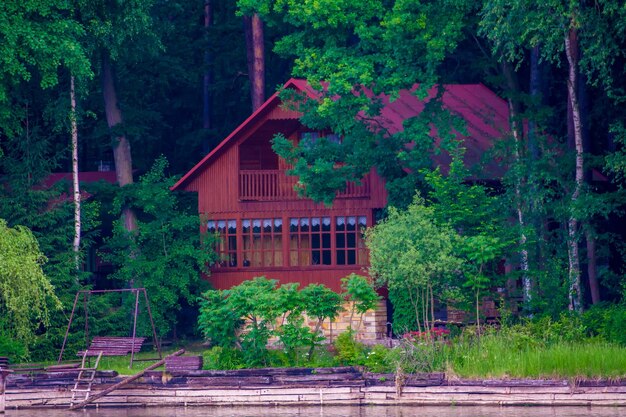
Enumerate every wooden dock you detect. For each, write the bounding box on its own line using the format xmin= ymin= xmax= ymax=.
xmin=4 ymin=367 xmax=626 ymax=409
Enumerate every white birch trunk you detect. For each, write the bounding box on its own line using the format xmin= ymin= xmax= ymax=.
xmin=564 ymin=29 xmax=583 ymax=313
xmin=507 ymin=98 xmax=531 ymax=304
xmin=71 ymin=75 xmax=81 ymax=272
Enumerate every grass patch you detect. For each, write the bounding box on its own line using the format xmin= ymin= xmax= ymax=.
xmin=444 ymin=335 xmax=626 ymax=379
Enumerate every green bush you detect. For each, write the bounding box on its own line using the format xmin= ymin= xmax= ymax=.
xmin=202 ymin=346 xmax=244 ymax=370
xmin=0 ymin=335 xmax=28 ymax=363
xmin=583 ymin=303 xmax=626 ymax=345
xmin=334 ymin=330 xmax=367 ymax=366
xmin=364 ymin=344 xmax=393 ymax=373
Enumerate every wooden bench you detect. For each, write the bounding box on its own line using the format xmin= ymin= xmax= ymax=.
xmin=165 ymin=355 xmax=203 ymax=372
xmin=78 ymin=337 xmax=146 ymax=357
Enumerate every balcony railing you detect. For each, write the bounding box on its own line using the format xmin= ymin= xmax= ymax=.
xmin=239 ymin=169 xmax=370 ymax=201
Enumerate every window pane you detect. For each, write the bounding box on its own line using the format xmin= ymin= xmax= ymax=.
xmin=347 ymin=250 xmax=356 ymax=265
xmin=336 ymin=233 xmax=345 ymax=249
xmin=336 ymin=216 xmax=345 ymax=231
xmin=347 ymin=232 xmax=356 ymax=248
xmin=337 ymin=250 xmax=346 ymax=265
xmin=322 ymin=250 xmax=331 ymax=265
xmin=358 ymin=216 xmax=367 ymax=228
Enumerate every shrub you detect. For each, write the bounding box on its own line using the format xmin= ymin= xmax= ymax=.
xmin=334 ymin=330 xmax=367 ymax=366
xmin=364 ymin=344 xmax=393 ymax=373
xmin=583 ymin=303 xmax=626 ymax=345
xmin=202 ymin=346 xmax=244 ymax=370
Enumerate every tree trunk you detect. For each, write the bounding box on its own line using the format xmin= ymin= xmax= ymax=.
xmin=501 ymin=61 xmax=531 ymax=305
xmin=586 ymin=230 xmax=601 ymax=304
xmin=102 ymin=54 xmax=137 ymax=233
xmin=244 ymin=13 xmax=265 ymax=111
xmin=70 ymin=75 xmax=81 ymax=273
xmin=564 ymin=27 xmax=583 ymax=313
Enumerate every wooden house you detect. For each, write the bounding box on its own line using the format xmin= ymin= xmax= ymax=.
xmin=171 ymin=79 xmax=509 ymax=295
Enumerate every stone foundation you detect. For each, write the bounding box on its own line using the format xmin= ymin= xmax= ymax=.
xmin=312 ymin=301 xmax=388 ymax=342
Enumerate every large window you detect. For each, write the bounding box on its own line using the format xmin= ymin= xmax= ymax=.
xmin=208 ymin=214 xmax=368 ymax=269
xmin=208 ymin=219 xmax=237 ymax=267
xmin=336 ymin=216 xmax=367 ymax=265
xmin=289 ymin=217 xmax=331 ymax=266
xmin=242 ymin=218 xmax=283 ymax=267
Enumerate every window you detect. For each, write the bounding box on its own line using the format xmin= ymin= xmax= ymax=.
xmin=289 ymin=217 xmax=331 ymax=266
xmin=336 ymin=216 xmax=367 ymax=265
xmin=206 ymin=214 xmax=368 ymax=269
xmin=208 ymin=219 xmax=237 ymax=267
xmin=242 ymin=218 xmax=283 ymax=267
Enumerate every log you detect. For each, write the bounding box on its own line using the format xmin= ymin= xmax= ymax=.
xmin=68 ymin=349 xmax=184 ymax=410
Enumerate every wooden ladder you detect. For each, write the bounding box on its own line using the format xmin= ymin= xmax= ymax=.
xmin=70 ymin=350 xmax=103 ymax=408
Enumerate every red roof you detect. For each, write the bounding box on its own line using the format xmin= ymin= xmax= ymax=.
xmin=42 ymin=171 xmax=117 ymax=188
xmin=171 ymin=79 xmax=509 ymax=191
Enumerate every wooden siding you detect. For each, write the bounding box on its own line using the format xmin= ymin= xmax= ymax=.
xmin=205 ymin=266 xmax=367 ymax=293
xmin=197 ymin=164 xmax=386 ymax=215
xmin=239 ymin=170 xmax=371 ymax=201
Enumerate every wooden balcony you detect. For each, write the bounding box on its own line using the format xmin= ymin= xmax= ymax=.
xmin=239 ymin=170 xmax=370 ymax=201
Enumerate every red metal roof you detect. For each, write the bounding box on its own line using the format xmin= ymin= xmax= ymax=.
xmin=172 ymin=79 xmax=509 ymax=191
xmin=42 ymin=171 xmax=117 ymax=188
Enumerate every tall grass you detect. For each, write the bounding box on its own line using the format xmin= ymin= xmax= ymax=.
xmin=443 ymin=332 xmax=626 ymax=379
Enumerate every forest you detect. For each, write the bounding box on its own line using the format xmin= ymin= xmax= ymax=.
xmin=1 ymin=0 xmax=625 ymax=372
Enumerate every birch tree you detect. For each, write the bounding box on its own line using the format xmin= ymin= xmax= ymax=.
xmin=480 ymin=0 xmax=625 ymax=312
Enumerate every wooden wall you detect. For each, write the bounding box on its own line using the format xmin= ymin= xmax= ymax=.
xmin=206 ymin=265 xmax=366 ymax=293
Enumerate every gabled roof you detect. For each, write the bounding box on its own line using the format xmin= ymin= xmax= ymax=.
xmin=171 ymin=79 xmax=509 ymax=191
xmin=171 ymin=78 xmax=310 ymax=191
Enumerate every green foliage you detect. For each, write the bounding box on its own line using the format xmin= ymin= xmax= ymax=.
xmin=0 ymin=220 xmax=61 ymax=345
xmin=202 ymin=346 xmax=245 ymax=370
xmin=104 ymin=157 xmax=215 ymax=338
xmin=198 ymin=278 xmax=344 ymax=368
xmin=333 ymin=330 xmax=366 ymax=366
xmin=341 ymin=273 xmax=380 ymax=329
xmin=0 ymin=0 xmax=91 ymax=136
xmin=248 ymin=0 xmax=472 ymax=207
xmin=583 ymin=303 xmax=626 ymax=346
xmin=363 ymin=343 xmax=393 ymax=374
xmin=301 ymin=283 xmax=343 ymax=325
xmin=445 ymin=325 xmax=626 ymax=379
xmin=367 ymin=194 xmax=462 ymax=331
xmin=197 ymin=290 xmax=243 ymax=348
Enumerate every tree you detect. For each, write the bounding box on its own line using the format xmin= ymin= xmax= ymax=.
xmin=0 ymin=220 xmax=61 ymax=344
xmin=479 ymin=0 xmax=626 ymax=312
xmin=341 ymin=273 xmax=380 ymax=332
xmin=243 ymin=12 xmax=266 ymax=111
xmin=239 ymin=0 xmax=471 ymax=207
xmin=367 ymin=195 xmax=462 ymax=333
xmin=76 ymin=0 xmax=162 ymax=236
xmin=103 ymin=157 xmax=215 ymax=338
xmin=0 ymin=0 xmax=91 ymax=138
